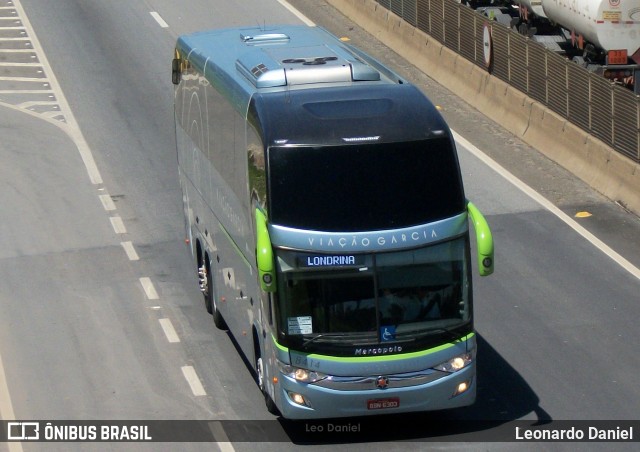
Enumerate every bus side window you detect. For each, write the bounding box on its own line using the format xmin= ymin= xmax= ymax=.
xmin=247 ymin=124 xmax=266 ymax=213
xmin=247 ymin=126 xmax=267 ymax=212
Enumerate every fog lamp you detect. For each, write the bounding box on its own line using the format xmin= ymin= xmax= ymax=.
xmin=452 ymin=380 xmax=471 ymax=397
xmin=288 ymin=391 xmax=311 ymax=407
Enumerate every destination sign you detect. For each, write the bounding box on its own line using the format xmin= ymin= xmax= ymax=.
xmin=298 ymin=254 xmax=364 ymax=268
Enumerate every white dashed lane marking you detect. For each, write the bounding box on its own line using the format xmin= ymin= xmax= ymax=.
xmin=159 ymin=318 xmax=180 ymax=343
xmin=120 ymin=241 xmax=140 ymax=261
xmin=139 ymin=277 xmax=159 ymax=300
xmin=181 ymin=366 xmax=207 ymax=396
xmin=109 ymin=216 xmax=127 ymax=234
xmin=99 ymin=194 xmax=117 ymax=211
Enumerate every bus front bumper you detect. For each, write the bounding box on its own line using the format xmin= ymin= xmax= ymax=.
xmin=275 ymin=363 xmax=475 ymax=420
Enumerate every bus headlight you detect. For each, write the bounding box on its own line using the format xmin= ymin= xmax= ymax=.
xmin=278 ymin=363 xmax=327 ymax=383
xmin=433 ymin=352 xmax=473 ymax=373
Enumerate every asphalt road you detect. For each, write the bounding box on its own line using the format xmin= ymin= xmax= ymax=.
xmin=0 ymin=0 xmax=639 ymax=450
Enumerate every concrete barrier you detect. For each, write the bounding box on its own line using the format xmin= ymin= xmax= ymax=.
xmin=328 ymin=0 xmax=640 ymax=215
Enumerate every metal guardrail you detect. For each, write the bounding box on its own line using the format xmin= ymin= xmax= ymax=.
xmin=374 ymin=0 xmax=640 ymax=163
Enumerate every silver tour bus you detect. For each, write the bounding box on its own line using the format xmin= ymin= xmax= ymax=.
xmin=172 ymin=25 xmax=494 ymax=419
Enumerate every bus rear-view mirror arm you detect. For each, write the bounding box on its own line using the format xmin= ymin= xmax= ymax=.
xmin=467 ymin=201 xmax=494 ymax=276
xmin=256 ymin=208 xmax=277 ymax=292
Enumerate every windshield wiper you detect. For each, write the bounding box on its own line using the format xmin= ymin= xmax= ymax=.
xmin=301 ymin=333 xmax=350 ymax=348
xmin=396 ymin=326 xmax=462 ymax=342
xmin=427 ymin=327 xmax=463 ymax=342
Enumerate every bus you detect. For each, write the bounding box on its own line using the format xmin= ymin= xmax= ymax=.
xmin=172 ymin=25 xmax=494 ymax=419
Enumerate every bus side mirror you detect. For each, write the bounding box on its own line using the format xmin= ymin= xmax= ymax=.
xmin=467 ymin=201 xmax=494 ymax=276
xmin=255 ymin=209 xmax=276 ymax=292
xmin=172 ymin=58 xmax=181 ymax=85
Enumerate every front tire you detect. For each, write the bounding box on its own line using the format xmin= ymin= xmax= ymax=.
xmin=256 ymin=354 xmax=279 ymax=415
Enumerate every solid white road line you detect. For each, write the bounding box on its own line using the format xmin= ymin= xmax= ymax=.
xmin=0 ymin=76 xmax=43 ymax=81
xmin=139 ymin=277 xmax=159 ymax=300
xmin=181 ymin=366 xmax=207 ymax=396
xmin=0 ymin=62 xmax=39 ymax=66
xmin=159 ymin=318 xmax=180 ymax=343
xmin=276 ymin=0 xmax=315 ymax=26
xmin=13 ymin=0 xmax=103 ymax=184
xmin=271 ymin=0 xmax=639 ymax=283
xmin=0 ymin=352 xmax=24 ymax=452
xmin=453 ymin=130 xmax=640 ymax=281
xmin=150 ymin=11 xmax=169 ymax=28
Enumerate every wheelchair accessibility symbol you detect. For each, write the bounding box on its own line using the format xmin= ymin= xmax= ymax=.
xmin=381 ymin=326 xmax=396 ymax=341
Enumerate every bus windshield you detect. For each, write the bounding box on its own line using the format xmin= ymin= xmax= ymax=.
xmin=276 ymin=236 xmax=471 ymax=355
xmin=267 ymin=138 xmax=465 ymax=232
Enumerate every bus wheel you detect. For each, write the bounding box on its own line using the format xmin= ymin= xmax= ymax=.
xmin=207 ymin=267 xmax=226 ymax=329
xmin=199 ymin=264 xmax=213 ymax=315
xmin=256 ymin=354 xmax=279 ymax=415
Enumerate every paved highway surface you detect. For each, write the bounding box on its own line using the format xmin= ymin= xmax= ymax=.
xmin=0 ymin=0 xmax=639 ymax=450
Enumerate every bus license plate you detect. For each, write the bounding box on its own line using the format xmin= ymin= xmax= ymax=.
xmin=367 ymin=397 xmax=400 ymax=410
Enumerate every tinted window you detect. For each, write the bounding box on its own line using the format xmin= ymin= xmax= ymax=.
xmin=275 ymin=237 xmax=471 ymax=355
xmin=268 ymin=139 xmax=464 ymax=231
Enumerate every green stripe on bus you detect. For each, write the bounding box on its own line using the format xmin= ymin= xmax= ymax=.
xmin=271 ymin=333 xmax=475 ymax=363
